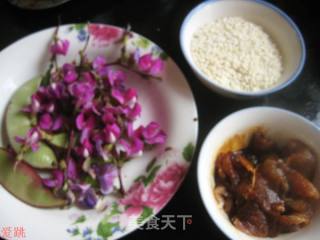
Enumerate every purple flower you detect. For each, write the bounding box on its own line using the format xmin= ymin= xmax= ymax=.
xmin=67 ymin=157 xmax=78 ymax=181
xmin=138 ymin=54 xmax=153 ymax=72
xmin=39 ymin=113 xmax=53 ymax=130
xmin=23 ymin=90 xmax=54 ymax=114
xmin=96 ymin=140 xmax=109 ymax=161
xmin=137 ymin=53 xmax=164 ymax=75
xmin=95 ymin=163 xmax=117 ymax=195
xmin=63 ymin=63 xmax=78 ymax=83
xmin=150 ymin=58 xmax=164 ymax=75
xmin=142 ymin=122 xmax=167 ymax=145
xmin=104 ymin=123 xmax=121 ymax=143
xmin=50 ymin=39 xmax=70 ymax=56
xmin=126 ymin=122 xmax=134 ymax=138
xmin=42 ymin=170 xmax=64 ymax=189
xmin=22 ymin=94 xmax=41 ymax=113
xmin=116 ymin=137 xmax=144 ymax=157
xmin=68 ymin=81 xmax=96 ymax=109
xmin=24 ymin=88 xmax=57 ymax=114
xmin=82 ymin=188 xmax=98 ymax=209
xmin=76 ymin=111 xmax=96 ymax=130
xmin=111 ymin=89 xmax=125 ymax=105
xmin=92 ymin=55 xmax=107 ymax=70
xmin=111 ymin=88 xmax=137 ymax=106
xmin=70 ymin=184 xmax=98 ymax=209
xmin=76 ymin=111 xmax=96 ymax=147
xmin=39 ymin=113 xmax=63 ymax=132
xmin=83 ymin=139 xmax=94 ymax=158
xmin=121 ymin=103 xmax=141 ymax=120
xmin=76 ymin=139 xmax=93 ymax=159
xmin=105 ymin=69 xmax=126 ymax=87
xmin=52 ymin=115 xmax=64 ymax=131
xmin=49 ymin=82 xmax=68 ymax=99
xmin=102 ymin=107 xmax=117 ymax=124
xmin=80 ymin=128 xmax=91 ymax=146
xmin=81 ymin=72 xmax=95 ymax=85
xmin=15 ymin=127 xmax=41 ymax=152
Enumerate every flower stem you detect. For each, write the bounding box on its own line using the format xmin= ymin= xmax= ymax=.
xmin=117 ymin=164 xmax=125 ymax=196
xmin=106 ymin=61 xmax=162 ymax=81
xmin=66 ymin=130 xmax=75 ymax=161
xmin=79 ymin=34 xmax=91 ymax=66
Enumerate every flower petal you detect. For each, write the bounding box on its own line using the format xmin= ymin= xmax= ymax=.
xmin=67 ymin=157 xmax=78 ymax=181
xmin=50 ymin=39 xmax=70 ymax=56
xmin=92 ymin=55 xmax=106 ymax=70
xmin=111 ymin=89 xmax=125 ymax=104
xmin=42 ymin=170 xmax=64 ymax=189
xmin=142 ymin=122 xmax=167 ymax=145
xmin=52 ymin=116 xmax=64 ymax=131
xmin=39 ymin=113 xmax=53 ymax=130
xmin=63 ymin=63 xmax=78 ymax=83
xmin=150 ymin=58 xmax=164 ymax=75
xmin=138 ymin=53 xmax=153 ymax=72
xmin=95 ymin=164 xmax=117 ymax=195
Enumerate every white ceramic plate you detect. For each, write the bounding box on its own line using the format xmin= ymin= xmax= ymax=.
xmin=0 ymin=24 xmax=198 ymax=240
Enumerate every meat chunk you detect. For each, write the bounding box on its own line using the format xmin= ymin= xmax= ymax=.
xmin=283 ymin=140 xmax=317 ymax=179
xmin=236 ymin=180 xmax=252 ymax=200
xmin=285 ymin=198 xmax=312 ymax=213
xmin=250 ymin=130 xmax=276 ymax=154
xmin=232 ymin=203 xmax=269 ymax=237
xmin=259 ymin=156 xmax=289 ymax=194
xmin=285 ymin=168 xmax=320 ymax=200
xmin=234 ymin=153 xmax=255 ymax=174
xmin=277 ymin=212 xmax=312 ymax=233
xmin=216 ymin=152 xmax=240 ymax=186
xmin=250 ymin=172 xmax=285 ymax=215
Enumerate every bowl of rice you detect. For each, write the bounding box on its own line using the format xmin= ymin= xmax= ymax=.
xmin=180 ymin=0 xmax=306 ymax=98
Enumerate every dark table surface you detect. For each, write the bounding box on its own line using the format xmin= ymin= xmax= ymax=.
xmin=0 ymin=0 xmax=319 ymax=239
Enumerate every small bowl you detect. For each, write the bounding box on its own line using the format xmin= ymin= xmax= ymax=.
xmin=180 ymin=0 xmax=306 ymax=98
xmin=198 ymin=107 xmax=320 ymax=240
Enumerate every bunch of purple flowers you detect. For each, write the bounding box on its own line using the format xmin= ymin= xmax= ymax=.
xmin=16 ymin=33 xmax=167 ymax=209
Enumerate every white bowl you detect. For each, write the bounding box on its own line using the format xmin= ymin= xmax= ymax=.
xmin=180 ymin=0 xmax=306 ymax=98
xmin=198 ymin=107 xmax=320 ymax=240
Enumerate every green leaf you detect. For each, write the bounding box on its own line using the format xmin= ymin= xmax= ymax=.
xmin=183 ymin=143 xmax=195 ymax=162
xmin=146 ymin=157 xmax=157 ymax=172
xmin=137 ymin=207 xmax=153 ymax=225
xmin=110 ymin=202 xmax=121 ymax=216
xmin=134 ymin=175 xmax=144 ymax=183
xmin=136 ymin=37 xmax=150 ymax=49
xmin=74 ymin=23 xmax=87 ymax=31
xmin=73 ymin=215 xmax=86 ymax=225
xmin=41 ymin=66 xmax=52 ymax=87
xmin=143 ymin=165 xmax=161 ymax=186
xmin=97 ymin=220 xmax=119 ymax=238
xmin=83 ymin=175 xmax=99 ymax=189
xmin=71 ymin=227 xmax=80 ymax=236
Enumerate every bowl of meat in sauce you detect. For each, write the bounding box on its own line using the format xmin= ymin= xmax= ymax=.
xmin=198 ymin=107 xmax=320 ymax=240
